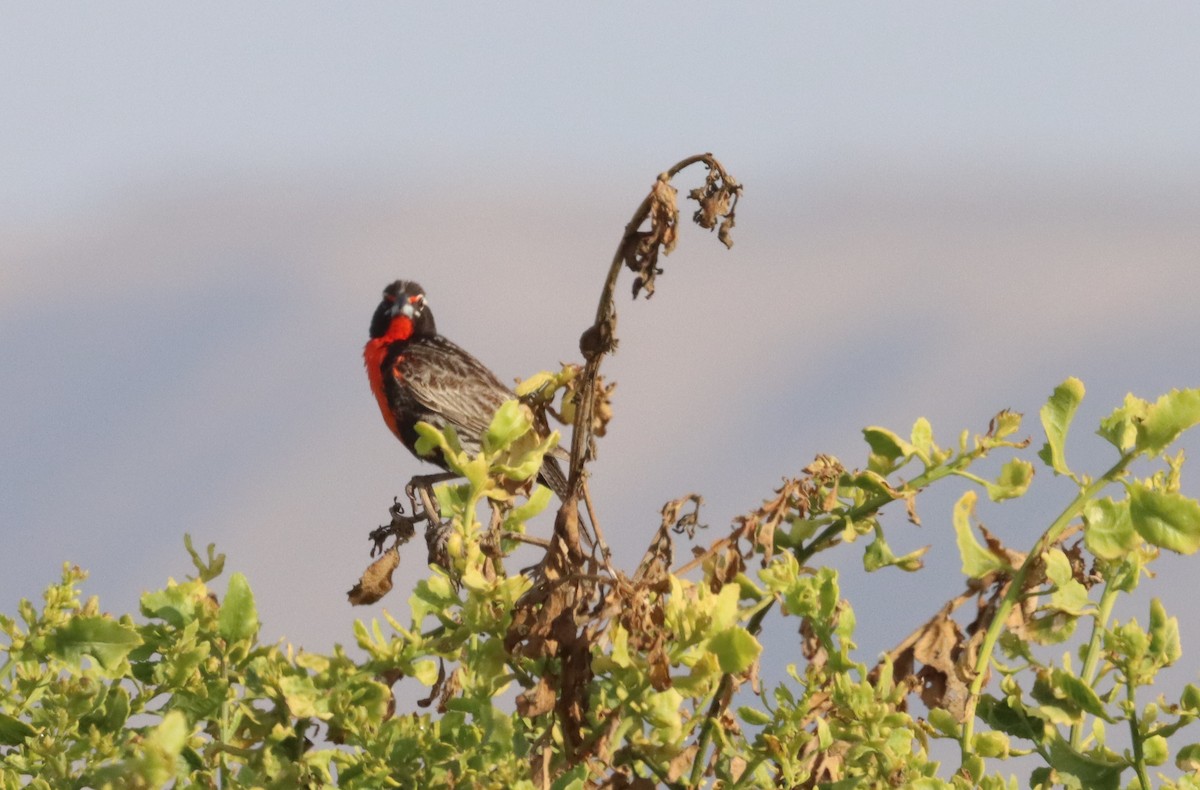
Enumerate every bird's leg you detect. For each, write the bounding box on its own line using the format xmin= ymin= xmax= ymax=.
xmin=404 ymin=472 xmax=457 ymax=523
xmin=405 ymin=472 xmax=458 ymax=570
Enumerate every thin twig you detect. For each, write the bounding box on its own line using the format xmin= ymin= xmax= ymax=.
xmin=581 ymin=480 xmax=618 ymax=578
xmin=671 ymin=537 xmax=735 ymax=578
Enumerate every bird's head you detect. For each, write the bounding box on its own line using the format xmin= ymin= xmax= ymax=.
xmin=369 ymin=280 xmax=436 ymax=341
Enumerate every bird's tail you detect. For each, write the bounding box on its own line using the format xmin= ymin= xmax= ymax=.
xmin=538 ymin=452 xmax=571 ymax=501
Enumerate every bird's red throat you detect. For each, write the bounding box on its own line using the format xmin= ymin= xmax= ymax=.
xmin=363 ymin=315 xmax=415 ymax=440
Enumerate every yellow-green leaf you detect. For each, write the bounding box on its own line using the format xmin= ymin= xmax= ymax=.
xmin=708 ymin=626 xmax=762 ymax=674
xmin=1129 ymin=484 xmax=1200 ymax=555
xmin=1038 ymin=378 xmax=1084 ymax=476
xmin=483 ymin=399 xmax=531 ymax=454
xmin=218 ymin=572 xmax=259 ymax=643
xmin=953 ymin=491 xmax=1009 ymax=578
xmin=1083 ymin=498 xmax=1137 ymax=561
xmin=1137 ymin=388 xmax=1200 ymax=454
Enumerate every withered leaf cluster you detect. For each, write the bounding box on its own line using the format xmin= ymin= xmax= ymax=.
xmin=621 ymin=160 xmax=742 ymax=300
xmin=505 ymin=505 xmax=597 ymax=758
xmin=734 ymin=456 xmax=844 ymax=565
xmin=688 ymin=164 xmax=741 ymax=250
xmin=624 ymin=177 xmax=678 ymax=299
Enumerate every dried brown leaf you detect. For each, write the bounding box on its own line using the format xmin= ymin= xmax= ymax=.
xmin=905 ymin=493 xmax=921 ymax=526
xmin=627 ymin=177 xmax=680 ymax=299
xmin=979 ymin=524 xmax=1026 ymax=568
xmin=887 ymin=606 xmax=974 ymax=721
xmin=515 ymin=675 xmax=557 ymax=718
xmin=648 ymin=640 xmax=672 ymax=692
xmin=651 ymin=177 xmax=679 ymax=255
xmin=800 ymin=617 xmax=828 ymax=671
xmin=717 ymin=212 xmax=736 ymax=249
xmin=417 ymin=659 xmax=447 ymax=709
xmin=592 ymin=377 xmax=616 ymax=437
xmin=704 ymin=543 xmax=745 ymax=593
xmin=346 ymin=546 xmax=399 ymax=605
xmin=667 ymin=745 xmax=700 ymax=782
xmin=687 ymin=166 xmax=741 ymax=249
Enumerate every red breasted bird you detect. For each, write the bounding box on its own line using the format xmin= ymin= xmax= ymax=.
xmin=364 ymin=280 xmax=569 ymax=499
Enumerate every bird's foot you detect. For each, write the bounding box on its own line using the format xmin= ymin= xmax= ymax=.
xmin=404 ymin=472 xmax=458 ymax=568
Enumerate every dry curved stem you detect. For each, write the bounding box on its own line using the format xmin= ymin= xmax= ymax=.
xmin=566 ymin=153 xmax=741 ymax=500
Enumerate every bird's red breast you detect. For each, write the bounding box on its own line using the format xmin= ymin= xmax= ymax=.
xmin=363 ymin=314 xmax=415 ymax=440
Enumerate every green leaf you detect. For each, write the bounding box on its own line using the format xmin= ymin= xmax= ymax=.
xmin=953 ymin=491 xmax=1009 ymax=578
xmin=738 ymin=706 xmax=772 ymax=726
xmin=977 ymin=694 xmax=1047 ymax=740
xmin=0 ymin=712 xmax=35 ymax=745
xmin=504 ymin=485 xmax=553 ymax=531
xmin=1038 ymin=377 xmax=1084 ymax=476
xmin=1082 ymin=498 xmax=1137 ymax=561
xmin=1045 ymin=734 xmax=1123 ymax=790
xmin=49 ymin=615 xmax=143 ymax=672
xmin=414 ymin=422 xmax=465 ymax=469
xmin=815 ymin=717 xmax=832 ymax=749
xmin=972 ymin=731 xmax=1010 ymax=758
xmin=862 ymin=532 xmax=895 ymax=572
xmin=1136 ymin=388 xmax=1200 ymax=454
xmin=863 ymin=532 xmax=928 ymax=572
xmin=1025 ymin=611 xmax=1079 ymax=645
xmin=412 ymin=659 xmax=441 ymax=686
xmin=991 ymin=409 xmax=1023 ymax=440
xmin=1143 ymin=734 xmax=1169 ymax=766
xmin=279 ymin=674 xmax=326 ymax=718
xmin=1176 ymin=743 xmax=1200 ymax=772
xmin=983 ymin=458 xmax=1034 ymax=502
xmin=927 ymin=707 xmax=960 ymax=738
xmin=893 ymin=545 xmax=930 ymax=572
xmin=911 ymin=418 xmax=934 ymax=459
xmin=708 ymin=626 xmax=762 ymax=674
xmin=1182 ymin=684 xmax=1200 ymax=713
xmin=140 ymin=582 xmax=200 ymax=628
xmin=1129 ymin=484 xmax=1200 ymax=555
xmin=1043 ymin=549 xmax=1091 ymax=617
xmin=1148 ymin=597 xmax=1182 ymax=667
xmin=183 ymin=533 xmax=225 ymax=582
xmin=218 ymin=572 xmax=259 ymax=643
xmin=493 ymin=432 xmax=559 ymax=485
xmin=482 ymin=399 xmax=531 ymax=454
xmin=1052 ymin=670 xmax=1113 ymax=722
xmin=514 ymin=371 xmax=557 ymax=398
xmin=643 ymin=688 xmax=684 ymax=739
xmin=863 ymin=426 xmax=913 ymax=462
xmin=1097 ymin=393 xmax=1149 ymax=452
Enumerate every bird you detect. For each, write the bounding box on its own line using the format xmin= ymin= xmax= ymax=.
xmin=364 ymin=280 xmax=570 ymax=500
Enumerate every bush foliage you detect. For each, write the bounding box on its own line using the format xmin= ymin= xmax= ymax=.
xmin=4 ymin=159 xmax=1200 ymax=788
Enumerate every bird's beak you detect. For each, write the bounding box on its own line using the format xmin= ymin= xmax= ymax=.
xmin=399 ymin=294 xmax=425 ymax=319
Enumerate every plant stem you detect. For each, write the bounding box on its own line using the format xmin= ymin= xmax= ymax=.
xmin=1127 ymin=674 xmax=1152 ymax=789
xmin=958 ymin=454 xmax=1134 ymax=767
xmin=1070 ymin=580 xmax=1120 ymax=748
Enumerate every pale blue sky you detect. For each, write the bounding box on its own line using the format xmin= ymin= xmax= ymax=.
xmin=3 ymin=5 xmax=1200 ymax=714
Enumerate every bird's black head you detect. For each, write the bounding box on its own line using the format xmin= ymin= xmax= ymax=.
xmin=369 ymin=280 xmax=437 ymax=340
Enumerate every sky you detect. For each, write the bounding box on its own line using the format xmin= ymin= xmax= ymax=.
xmin=3 ymin=2 xmax=1200 ymax=736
